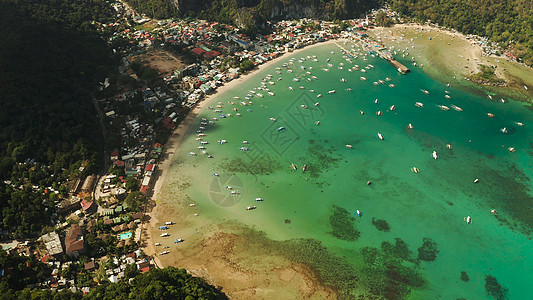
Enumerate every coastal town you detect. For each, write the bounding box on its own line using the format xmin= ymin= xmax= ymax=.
xmin=1 ymin=1 xmax=532 ymax=297
xmin=0 ymin=2 xmax=396 ymax=293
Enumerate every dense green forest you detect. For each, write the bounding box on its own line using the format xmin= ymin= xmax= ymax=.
xmin=389 ymin=0 xmax=533 ymax=65
xmin=126 ymin=0 xmax=384 ymax=31
xmin=0 ymin=250 xmax=227 ymax=300
xmin=0 ymin=0 xmax=117 ymax=237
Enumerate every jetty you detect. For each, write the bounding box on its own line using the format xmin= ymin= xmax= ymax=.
xmin=388 ymin=59 xmax=410 ymax=74
xmin=376 ymin=49 xmax=410 ymax=74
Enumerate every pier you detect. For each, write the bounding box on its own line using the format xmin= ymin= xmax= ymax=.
xmin=388 ymin=59 xmax=410 ymax=74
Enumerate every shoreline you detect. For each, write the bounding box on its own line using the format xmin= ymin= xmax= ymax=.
xmin=367 ymin=24 xmax=533 ymax=101
xmin=141 ymin=23 xmax=533 ymax=297
xmin=143 ymin=38 xmax=341 ymax=263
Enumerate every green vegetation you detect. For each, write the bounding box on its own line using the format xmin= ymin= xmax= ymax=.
xmin=417 ymin=237 xmax=439 ymax=262
xmin=85 ymin=267 xmax=227 ymax=299
xmin=126 ymin=0 xmax=384 ymax=33
xmin=461 ymin=271 xmax=470 ymax=282
xmin=360 ymin=246 xmax=425 ymax=299
xmin=470 ymin=64 xmax=506 ymax=85
xmin=372 ymin=217 xmax=391 ymax=232
xmin=374 ymin=11 xmax=395 ymax=27
xmin=329 ymin=205 xmax=360 ymax=241
xmin=0 ymin=0 xmax=118 ymax=238
xmin=0 ymin=249 xmax=52 ymax=292
xmin=0 ymin=259 xmax=226 ymax=300
xmin=485 ymin=275 xmax=508 ymax=300
xmin=381 ymin=238 xmax=415 ymax=262
xmin=389 ymin=0 xmax=533 ymax=66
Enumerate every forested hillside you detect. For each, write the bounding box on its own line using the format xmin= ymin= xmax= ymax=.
xmin=126 ymin=0 xmax=384 ymax=31
xmin=389 ymin=0 xmax=533 ymax=65
xmin=0 ymin=0 xmax=115 ymax=237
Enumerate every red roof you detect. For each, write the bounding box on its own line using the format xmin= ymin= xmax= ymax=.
xmin=80 ymin=199 xmax=94 ymax=211
xmin=192 ymin=48 xmax=206 ymax=55
xmin=141 ymin=266 xmax=150 ymax=273
xmin=41 ymin=255 xmax=50 ymax=263
xmin=111 ymin=150 xmax=120 ymax=157
xmin=154 ymin=143 xmax=162 ymax=148
xmin=140 ymin=186 xmax=150 ymax=194
xmin=204 ymin=50 xmax=221 ymax=58
xmin=145 ymin=164 xmax=155 ymax=172
xmin=114 ymin=160 xmax=125 ymax=167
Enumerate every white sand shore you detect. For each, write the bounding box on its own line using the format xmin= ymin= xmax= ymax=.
xmin=143 ymin=39 xmax=341 ymax=263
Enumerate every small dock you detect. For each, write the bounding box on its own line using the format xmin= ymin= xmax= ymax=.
xmin=388 ymin=59 xmax=410 ymax=74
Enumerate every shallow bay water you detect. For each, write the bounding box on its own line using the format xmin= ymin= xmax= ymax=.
xmin=165 ymin=41 xmax=533 ymax=299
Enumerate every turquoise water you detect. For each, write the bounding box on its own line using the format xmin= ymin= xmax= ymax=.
xmin=170 ymin=42 xmax=533 ymax=299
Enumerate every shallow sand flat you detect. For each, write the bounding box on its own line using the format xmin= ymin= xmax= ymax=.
xmin=368 ymin=24 xmax=533 ymax=100
xmin=144 ymin=33 xmax=533 ymax=299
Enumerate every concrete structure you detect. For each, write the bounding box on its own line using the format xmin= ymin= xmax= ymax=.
xmin=39 ymin=232 xmax=64 ymax=258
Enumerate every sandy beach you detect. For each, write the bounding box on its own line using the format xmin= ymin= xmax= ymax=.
xmin=367 ymin=24 xmax=533 ymax=100
xmin=142 ymin=39 xmax=342 ymax=298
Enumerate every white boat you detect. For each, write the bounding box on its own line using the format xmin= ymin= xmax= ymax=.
xmin=524 ymin=85 xmax=528 ymax=91
xmin=445 ymin=95 xmax=451 ymax=99
xmin=515 ymin=122 xmax=524 ymax=126
xmin=254 ymin=198 xmax=264 ymax=202
xmin=411 ymin=167 xmax=419 ymax=173
xmin=432 ymin=151 xmax=438 ymax=160
xmin=500 ymin=127 xmax=508 ymax=134
xmin=407 ymin=123 xmax=414 ymax=129
xmin=389 ymin=105 xmax=395 ymax=111
xmin=160 ymin=233 xmax=170 ymax=237
xmin=374 ymin=99 xmax=379 ymax=104
xmin=328 ymin=90 xmax=336 ymax=94
xmin=160 ymin=251 xmax=170 ymax=255
xmin=314 ymin=102 xmax=320 ymax=107
xmin=242 ymin=141 xmax=249 ymax=144
xmin=389 ymin=84 xmax=395 ymax=88
xmin=340 ymin=78 xmax=346 ymax=82
xmin=437 ymin=105 xmax=450 ymax=111
xmin=317 ymin=94 xmax=322 ymax=98
xmin=474 ymin=178 xmax=479 ymax=183
xmin=218 ymin=139 xmax=227 ymax=144
xmin=239 ymin=147 xmax=249 ymax=151
xmin=377 ymin=133 xmax=384 ymax=140
xmin=450 ymin=105 xmax=463 ymax=111
xmin=189 ymin=152 xmax=197 ymax=156
xmin=421 ymin=89 xmax=429 ymax=95
xmin=508 ymin=147 xmax=516 ymax=152
xmin=360 ymin=76 xmax=367 ymax=81
xmin=415 ymin=102 xmax=424 ymax=108
xmin=302 ymin=164 xmax=308 ymax=171
xmin=269 ymin=117 xmax=277 ymax=122
xmin=291 ymin=163 xmax=298 ymax=170
xmin=301 ymin=105 xmax=307 ymax=109
xmin=345 ymin=144 xmax=353 ymax=149
xmin=268 ymin=92 xmax=275 ymax=96
xmin=360 ymin=110 xmax=364 ymax=115
xmin=288 ymin=86 xmax=294 ymax=90
xmin=154 ymin=243 xmax=161 ymax=246
xmin=376 ymin=111 xmax=383 ymax=116
xmin=465 ymin=216 xmax=472 ymax=224
xmin=247 ymin=206 xmax=256 ymax=210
